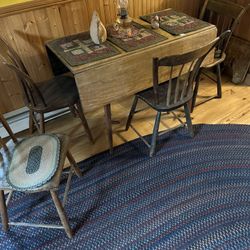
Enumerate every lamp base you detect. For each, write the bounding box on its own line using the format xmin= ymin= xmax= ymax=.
xmin=116 ymin=16 xmax=132 ymax=28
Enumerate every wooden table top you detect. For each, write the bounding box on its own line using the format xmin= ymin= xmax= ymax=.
xmin=46 ymin=17 xmax=217 ymax=75
xmin=46 ymin=14 xmax=217 ymax=112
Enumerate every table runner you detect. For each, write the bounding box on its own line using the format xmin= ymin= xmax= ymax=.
xmin=47 ymin=32 xmax=121 ymax=67
xmin=140 ymin=9 xmax=211 ymax=35
xmin=107 ymin=21 xmax=166 ymax=52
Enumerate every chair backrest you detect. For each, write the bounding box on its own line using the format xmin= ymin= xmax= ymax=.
xmin=0 ymin=37 xmax=29 ymax=73
xmin=0 ymin=113 xmax=17 ymax=152
xmin=199 ymin=0 xmax=249 ymax=57
xmin=152 ymin=37 xmax=220 ymax=109
xmin=0 ymin=37 xmax=46 ymax=109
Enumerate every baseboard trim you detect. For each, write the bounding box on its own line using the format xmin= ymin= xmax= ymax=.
xmin=0 ymin=107 xmax=69 ymax=138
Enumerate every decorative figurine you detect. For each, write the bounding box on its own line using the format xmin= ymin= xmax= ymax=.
xmin=90 ymin=11 xmax=107 ymax=45
xmin=151 ymin=15 xmax=160 ymax=29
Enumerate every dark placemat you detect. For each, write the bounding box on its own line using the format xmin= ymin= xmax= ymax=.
xmin=107 ymin=22 xmax=166 ymax=52
xmin=140 ymin=9 xmax=211 ymax=35
xmin=46 ymin=32 xmax=121 ymax=67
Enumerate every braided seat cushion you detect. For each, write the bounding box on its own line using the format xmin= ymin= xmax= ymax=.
xmin=5 ymin=134 xmax=61 ymax=191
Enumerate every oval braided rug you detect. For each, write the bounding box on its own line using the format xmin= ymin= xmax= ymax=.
xmin=0 ymin=124 xmax=250 ymax=249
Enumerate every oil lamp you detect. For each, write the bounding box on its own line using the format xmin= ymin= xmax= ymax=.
xmin=116 ymin=0 xmax=132 ymax=27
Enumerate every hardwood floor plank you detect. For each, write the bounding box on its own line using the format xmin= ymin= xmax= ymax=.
xmin=18 ymin=75 xmax=250 ymax=165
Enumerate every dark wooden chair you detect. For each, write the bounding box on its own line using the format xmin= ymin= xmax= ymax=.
xmin=191 ymin=0 xmax=250 ymax=111
xmin=0 ymin=37 xmax=93 ymax=142
xmin=125 ymin=38 xmax=219 ymax=157
xmin=192 ymin=30 xmax=232 ymax=112
xmin=0 ymin=112 xmax=82 ymax=238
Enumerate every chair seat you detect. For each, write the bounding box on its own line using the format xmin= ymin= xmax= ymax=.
xmin=0 ymin=134 xmax=69 ymax=192
xmin=32 ymin=75 xmax=79 ymax=112
xmin=137 ymin=78 xmax=192 ymax=111
xmin=204 ymin=52 xmax=226 ymax=68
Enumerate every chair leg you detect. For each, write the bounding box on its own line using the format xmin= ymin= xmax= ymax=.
xmin=6 ymin=191 xmax=13 ymax=207
xmin=50 ymin=191 xmax=73 ymax=239
xmin=69 ymin=105 xmax=78 ymax=118
xmin=39 ymin=113 xmax=45 ymax=134
xmin=66 ymin=151 xmax=82 ymax=177
xmin=216 ymin=64 xmax=222 ymax=98
xmin=63 ymin=151 xmax=82 ymax=206
xmin=104 ymin=104 xmax=113 ymax=154
xmin=125 ymin=96 xmax=139 ymax=131
xmin=76 ymin=100 xmax=94 ymax=144
xmin=191 ymin=69 xmax=201 ymax=113
xmin=149 ymin=112 xmax=161 ymax=157
xmin=29 ymin=110 xmax=35 ymax=134
xmin=63 ymin=167 xmax=73 ymax=207
xmin=184 ymin=103 xmax=194 ymax=138
xmin=0 ymin=190 xmax=9 ymax=232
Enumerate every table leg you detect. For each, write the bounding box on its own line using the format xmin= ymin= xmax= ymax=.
xmin=104 ymin=104 xmax=113 ymax=154
xmin=0 ymin=190 xmax=9 ymax=231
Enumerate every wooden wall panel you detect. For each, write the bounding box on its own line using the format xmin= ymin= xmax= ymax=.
xmin=0 ymin=16 xmax=27 ymax=113
xmin=0 ymin=0 xmax=202 ymax=113
xmin=232 ymin=0 xmax=250 ymax=41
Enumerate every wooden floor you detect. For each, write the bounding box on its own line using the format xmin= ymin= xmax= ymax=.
xmin=20 ymin=74 xmax=250 ymax=165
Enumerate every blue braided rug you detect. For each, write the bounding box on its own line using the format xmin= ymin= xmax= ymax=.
xmin=1 ymin=124 xmax=250 ymax=249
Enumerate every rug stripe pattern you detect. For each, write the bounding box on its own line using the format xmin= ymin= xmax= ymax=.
xmin=0 ymin=124 xmax=250 ymax=249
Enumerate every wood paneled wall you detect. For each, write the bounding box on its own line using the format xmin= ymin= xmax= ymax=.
xmin=0 ymin=0 xmax=249 ymax=114
xmin=0 ymin=0 xmax=201 ymax=114
xmin=231 ymin=0 xmax=250 ymax=41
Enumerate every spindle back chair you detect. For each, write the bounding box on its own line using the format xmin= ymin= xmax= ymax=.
xmin=191 ymin=30 xmax=232 ymax=111
xmin=0 ymin=112 xmax=81 ymax=238
xmin=200 ymin=0 xmax=248 ymax=57
xmin=0 ymin=36 xmax=93 ymax=142
xmin=126 ymin=38 xmax=219 ymax=156
xmin=191 ymin=0 xmax=250 ymax=110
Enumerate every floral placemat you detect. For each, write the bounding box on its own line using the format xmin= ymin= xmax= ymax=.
xmin=140 ymin=9 xmax=211 ymax=35
xmin=46 ymin=32 xmax=121 ymax=66
xmin=107 ymin=22 xmax=166 ymax=52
